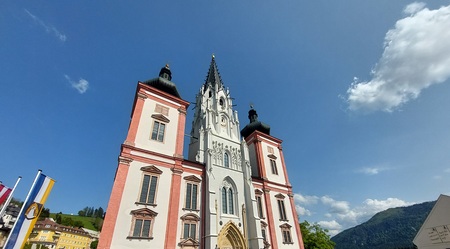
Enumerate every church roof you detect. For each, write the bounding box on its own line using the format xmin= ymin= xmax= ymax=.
xmin=240 ymin=107 xmax=271 ymax=139
xmin=143 ymin=65 xmax=181 ymax=98
xmin=204 ymin=55 xmax=224 ymax=88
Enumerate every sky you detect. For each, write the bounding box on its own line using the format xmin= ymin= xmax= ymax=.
xmin=1 ymin=0 xmax=450 ymax=236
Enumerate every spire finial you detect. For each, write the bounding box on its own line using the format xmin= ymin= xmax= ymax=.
xmin=205 ymin=54 xmax=224 ymax=87
xmin=159 ymin=63 xmax=172 ymax=81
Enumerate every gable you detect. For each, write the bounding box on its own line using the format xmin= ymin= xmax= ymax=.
xmin=414 ymin=195 xmax=450 ymax=247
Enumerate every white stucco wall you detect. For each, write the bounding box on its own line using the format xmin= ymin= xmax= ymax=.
xmin=260 ymin=139 xmax=287 ymax=185
xmin=134 ymin=95 xmax=181 ymax=157
xmin=110 ymin=160 xmax=173 ymax=249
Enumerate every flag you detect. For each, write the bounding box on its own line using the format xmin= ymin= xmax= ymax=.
xmin=0 ymin=183 xmax=12 ymax=205
xmin=4 ymin=172 xmax=55 ymax=249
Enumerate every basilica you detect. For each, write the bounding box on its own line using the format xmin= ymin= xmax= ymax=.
xmin=98 ymin=56 xmax=305 ymax=249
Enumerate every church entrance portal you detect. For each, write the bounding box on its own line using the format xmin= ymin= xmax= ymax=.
xmin=217 ymin=221 xmax=247 ymax=249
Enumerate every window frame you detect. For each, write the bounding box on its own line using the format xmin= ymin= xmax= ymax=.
xmin=180 ymin=214 xmax=200 ymax=242
xmin=183 ymin=175 xmax=201 ymax=211
xmin=151 ymin=120 xmax=166 ymax=142
xmin=270 ymin=159 xmax=278 ymax=175
xmin=224 ymin=152 xmax=230 ymax=168
xmin=221 ymin=180 xmax=236 ymax=215
xmin=127 ymin=208 xmax=158 ymax=240
xmin=136 ymin=166 xmax=163 ymax=206
xmin=280 ymin=223 xmax=293 ymax=244
xmin=275 ymin=194 xmax=288 ymax=221
xmin=255 ymin=189 xmax=265 ymax=219
xmin=256 ymin=195 xmax=265 ymax=219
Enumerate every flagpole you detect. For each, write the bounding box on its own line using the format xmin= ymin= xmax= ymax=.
xmin=4 ymin=170 xmax=42 ymax=247
xmin=0 ymin=176 xmax=22 ymax=218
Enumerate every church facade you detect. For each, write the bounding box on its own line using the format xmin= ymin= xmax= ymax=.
xmin=98 ymin=56 xmax=304 ymax=249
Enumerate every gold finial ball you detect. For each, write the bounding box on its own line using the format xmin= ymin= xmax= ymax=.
xmin=212 ymin=53 xmax=215 ymax=59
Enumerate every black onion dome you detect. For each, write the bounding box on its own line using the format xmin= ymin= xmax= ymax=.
xmin=240 ymin=107 xmax=270 ymax=138
xmin=143 ymin=64 xmax=181 ymax=98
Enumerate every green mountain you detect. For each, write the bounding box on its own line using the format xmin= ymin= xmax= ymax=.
xmin=331 ymin=201 xmax=436 ymax=249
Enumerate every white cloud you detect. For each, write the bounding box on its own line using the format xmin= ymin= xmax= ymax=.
xmin=321 ymin=196 xmax=350 ymax=214
xmin=444 ymin=168 xmax=450 ymax=173
xmin=24 ymin=9 xmax=67 ymax=42
xmin=336 ymin=197 xmax=414 ymax=225
xmin=403 ymin=2 xmax=426 ymax=15
xmin=294 ymin=193 xmax=319 ymax=205
xmin=317 ymin=220 xmax=342 ymax=236
xmin=294 ymin=192 xmax=414 ymax=235
xmin=296 ymin=205 xmax=312 ymax=216
xmin=357 ymin=166 xmax=390 ymax=175
xmin=64 ymin=75 xmax=89 ymax=94
xmin=346 ymin=3 xmax=450 ymax=112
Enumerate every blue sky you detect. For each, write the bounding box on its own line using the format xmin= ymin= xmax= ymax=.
xmin=1 ymin=0 xmax=450 ymax=235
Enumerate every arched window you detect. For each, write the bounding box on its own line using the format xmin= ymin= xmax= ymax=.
xmin=224 ymin=153 xmax=230 ymax=168
xmin=221 ymin=179 xmax=236 ymax=215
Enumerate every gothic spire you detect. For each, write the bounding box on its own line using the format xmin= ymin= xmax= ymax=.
xmin=205 ymin=54 xmax=224 ymax=88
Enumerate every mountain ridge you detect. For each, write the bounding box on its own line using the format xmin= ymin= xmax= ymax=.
xmin=331 ymin=200 xmax=436 ymax=249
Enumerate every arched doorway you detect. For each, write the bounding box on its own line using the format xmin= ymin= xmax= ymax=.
xmin=217 ymin=221 xmax=247 ymax=249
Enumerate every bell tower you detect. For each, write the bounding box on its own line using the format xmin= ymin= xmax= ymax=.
xmin=188 ymin=55 xmax=264 ymax=249
xmin=188 ymin=55 xmax=241 ymax=162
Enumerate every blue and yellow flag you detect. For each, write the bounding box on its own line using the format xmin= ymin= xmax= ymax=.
xmin=4 ymin=172 xmax=55 ymax=249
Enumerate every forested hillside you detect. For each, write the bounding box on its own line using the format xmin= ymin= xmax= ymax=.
xmin=331 ymin=201 xmax=435 ymax=249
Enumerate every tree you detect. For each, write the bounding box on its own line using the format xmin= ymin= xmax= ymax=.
xmin=300 ymin=221 xmax=335 ymax=249
xmin=55 ymin=212 xmax=62 ymax=224
xmin=61 ymin=217 xmax=74 ymax=226
xmin=90 ymin=240 xmax=98 ymax=249
xmin=39 ymin=208 xmax=50 ymax=220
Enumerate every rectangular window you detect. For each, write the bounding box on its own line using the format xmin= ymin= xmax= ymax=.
xmin=183 ymin=223 xmax=196 ymax=239
xmin=185 ymin=183 xmax=198 ymax=210
xmin=262 ymin=228 xmax=267 ymax=241
xmin=228 ymin=189 xmax=234 ymax=215
xmin=270 ymin=159 xmax=278 ymax=175
xmin=277 ymin=199 xmax=287 ymax=221
xmin=139 ymin=175 xmax=158 ymax=204
xmin=222 ymin=188 xmax=228 ymax=214
xmin=256 ymin=196 xmax=264 ymax=218
xmin=282 ymin=230 xmax=292 ymax=243
xmin=133 ymin=219 xmax=152 ymax=238
xmin=151 ymin=121 xmax=166 ymax=142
